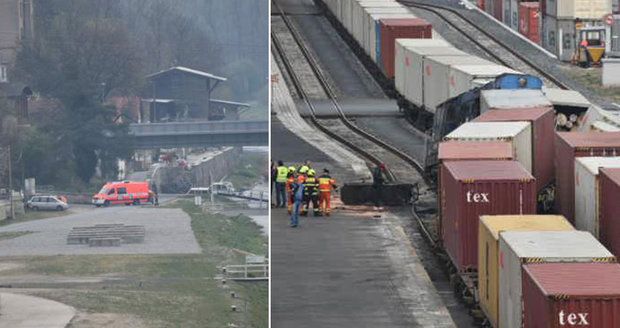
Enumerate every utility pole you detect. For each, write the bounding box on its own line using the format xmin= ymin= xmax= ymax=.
xmin=8 ymin=145 xmax=14 ymax=220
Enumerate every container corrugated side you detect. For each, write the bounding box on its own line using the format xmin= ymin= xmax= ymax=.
xmin=441 ymin=161 xmax=536 ymax=272
xmin=360 ymin=7 xmax=409 ymax=54
xmin=423 ymin=55 xmax=493 ymax=113
xmin=574 ymin=157 xmax=620 ymax=238
xmin=478 ymin=215 xmax=573 ymax=328
xmin=554 ymin=132 xmax=620 ymax=223
xmin=448 ymin=64 xmax=519 ymax=100
xmin=352 ymin=2 xmax=402 ymax=43
xmin=444 ymin=121 xmax=533 ymax=174
xmin=498 ymin=231 xmax=615 ymax=328
xmin=474 ymin=106 xmax=555 ymax=191
xmin=368 ymin=13 xmax=417 ymax=61
xmin=378 ymin=18 xmax=432 ymax=78
xmin=522 ymin=263 xmax=620 ymax=328
xmin=600 ymin=168 xmax=620 ymax=257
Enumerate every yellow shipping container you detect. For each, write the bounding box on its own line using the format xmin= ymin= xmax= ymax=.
xmin=478 ymin=215 xmax=574 ymax=328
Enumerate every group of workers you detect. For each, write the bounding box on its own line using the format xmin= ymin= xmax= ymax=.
xmin=273 ymin=160 xmax=338 ymax=228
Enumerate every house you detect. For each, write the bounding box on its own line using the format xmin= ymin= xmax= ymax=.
xmin=0 ymin=82 xmax=32 ymax=122
xmin=141 ymin=66 xmax=249 ymax=123
xmin=0 ymin=0 xmax=34 ymax=82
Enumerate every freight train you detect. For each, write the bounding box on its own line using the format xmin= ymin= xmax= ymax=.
xmin=318 ymin=0 xmax=620 ymax=327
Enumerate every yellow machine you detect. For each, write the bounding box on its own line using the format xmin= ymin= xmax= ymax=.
xmin=574 ymin=24 xmax=607 ymax=67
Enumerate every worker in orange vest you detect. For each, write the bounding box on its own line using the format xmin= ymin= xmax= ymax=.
xmin=318 ymin=168 xmax=337 ymax=216
xmin=285 ymin=167 xmax=296 ymax=214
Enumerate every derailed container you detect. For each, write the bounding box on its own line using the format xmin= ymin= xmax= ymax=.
xmin=474 ymin=106 xmax=555 ymax=191
xmin=518 ymin=2 xmax=540 ymax=44
xmin=522 ymin=263 xmax=620 ymax=328
xmin=378 ymin=18 xmax=432 ymax=78
xmin=574 ymin=157 xmax=620 ymax=238
xmin=554 ymin=132 xmax=620 ymax=223
xmin=448 ymin=64 xmax=519 ymax=100
xmin=600 ymin=168 xmax=620 ymax=257
xmin=478 ymin=215 xmax=574 ymax=328
xmin=480 ymin=89 xmax=552 ymax=113
xmin=444 ymin=121 xmax=533 ymax=173
xmin=423 ymin=55 xmax=494 ymax=113
xmin=394 ymin=39 xmax=463 ymax=107
xmin=438 ymin=141 xmax=514 ymax=162
xmin=498 ymin=231 xmax=615 ymax=328
xmin=441 ymin=160 xmax=536 ymax=272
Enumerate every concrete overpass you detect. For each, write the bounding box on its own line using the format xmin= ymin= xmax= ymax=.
xmin=129 ymin=120 xmax=268 ymax=149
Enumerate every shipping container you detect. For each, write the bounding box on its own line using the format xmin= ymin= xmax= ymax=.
xmin=438 ymin=141 xmax=514 ymax=162
xmin=542 ymin=16 xmax=581 ymax=61
xmin=378 ymin=18 xmax=432 ymax=78
xmin=600 ymin=168 xmax=620 ymax=257
xmin=357 ymin=7 xmax=410 ymax=54
xmin=574 ymin=157 xmax=620 ymax=238
xmin=444 ymin=121 xmax=533 ymax=173
xmin=546 ymin=0 xmax=611 ymax=19
xmin=522 ymin=263 xmax=620 ymax=328
xmin=498 ymin=231 xmax=615 ymax=328
xmin=478 ymin=215 xmax=574 ymax=328
xmin=480 ymin=89 xmax=552 ymax=113
xmin=519 ymin=2 xmax=540 ymax=44
xmin=448 ymin=64 xmax=520 ymax=101
xmin=423 ymin=55 xmax=493 ymax=112
xmin=554 ymin=132 xmax=620 ymax=223
xmin=474 ymin=106 xmax=555 ymax=191
xmin=542 ymin=87 xmax=590 ymax=109
xmin=493 ymin=0 xmax=503 ymax=21
xmin=591 ymin=120 xmax=620 ymax=132
xmin=441 ymin=160 xmax=536 ymax=272
xmin=502 ymin=0 xmax=519 ymax=30
xmin=366 ymin=11 xmax=415 ymax=58
xmin=394 ymin=40 xmax=464 ymax=107
xmin=349 ymin=2 xmax=403 ymax=39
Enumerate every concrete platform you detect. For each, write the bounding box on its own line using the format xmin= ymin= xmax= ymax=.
xmin=0 ymin=292 xmax=76 ymax=328
xmin=271 ymin=207 xmax=456 ymax=328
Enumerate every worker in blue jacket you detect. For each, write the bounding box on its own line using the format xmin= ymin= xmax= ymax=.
xmin=290 ymin=175 xmax=305 ymax=228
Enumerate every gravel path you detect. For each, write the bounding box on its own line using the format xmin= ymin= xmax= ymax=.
xmin=0 ymin=207 xmax=201 ymax=256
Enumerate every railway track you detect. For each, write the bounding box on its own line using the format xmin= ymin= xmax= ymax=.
xmin=399 ymin=1 xmax=569 ymax=90
xmin=273 ymin=0 xmax=439 ymax=250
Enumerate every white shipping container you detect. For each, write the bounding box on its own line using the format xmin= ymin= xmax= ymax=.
xmin=480 ymin=89 xmax=552 ymax=113
xmin=398 ymin=42 xmax=466 ymax=108
xmin=351 ymin=2 xmax=402 ymax=43
xmin=591 ymin=120 xmax=620 ymax=132
xmin=548 ymin=0 xmax=612 ymax=19
xmin=509 ymin=0 xmax=518 ymax=31
xmin=423 ymin=55 xmax=493 ymax=112
xmin=574 ymin=157 xmax=620 ymax=238
xmin=448 ymin=64 xmax=519 ymax=100
xmin=394 ymin=39 xmax=454 ymax=98
xmin=498 ymin=231 xmax=614 ymax=328
xmin=367 ymin=12 xmax=416 ymax=61
xmin=444 ymin=121 xmax=533 ymax=173
xmin=542 ymin=87 xmax=590 ymax=108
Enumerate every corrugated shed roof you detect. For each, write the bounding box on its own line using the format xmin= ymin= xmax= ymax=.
xmin=524 ymin=263 xmax=620 ymax=296
xmin=146 ymin=66 xmax=227 ymax=81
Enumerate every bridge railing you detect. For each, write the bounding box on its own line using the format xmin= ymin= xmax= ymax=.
xmin=129 ymin=120 xmax=268 ymax=135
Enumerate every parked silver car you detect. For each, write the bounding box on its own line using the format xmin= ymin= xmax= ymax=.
xmin=27 ymin=195 xmax=69 ymax=211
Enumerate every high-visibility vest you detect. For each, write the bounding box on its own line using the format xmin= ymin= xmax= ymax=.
xmin=304 ymin=177 xmax=318 ymax=195
xmin=276 ymin=166 xmax=288 ymax=183
xmin=318 ymin=175 xmax=336 ymax=192
xmin=286 ymin=176 xmax=295 ymax=192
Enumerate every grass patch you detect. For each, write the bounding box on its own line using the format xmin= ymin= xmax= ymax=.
xmin=227 ymin=152 xmax=268 ymax=191
xmin=562 ymin=66 xmax=620 ymax=103
xmin=0 ymin=231 xmax=33 ymax=241
xmin=1 ymin=202 xmax=267 ymax=328
xmin=0 ymin=208 xmax=74 ymax=227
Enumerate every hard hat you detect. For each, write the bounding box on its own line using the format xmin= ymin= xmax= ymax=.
xmin=288 ymin=166 xmax=296 ymax=172
xmin=308 ymin=169 xmax=316 ymax=176
xmin=297 ymin=175 xmax=305 ymax=183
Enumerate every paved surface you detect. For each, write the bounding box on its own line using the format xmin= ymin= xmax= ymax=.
xmin=0 ymin=292 xmax=76 ymax=328
xmin=271 ymin=208 xmax=456 ymax=328
xmin=0 ymin=207 xmax=201 ymax=256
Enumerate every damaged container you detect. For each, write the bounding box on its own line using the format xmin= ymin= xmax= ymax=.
xmin=600 ymin=168 xmax=620 ymax=257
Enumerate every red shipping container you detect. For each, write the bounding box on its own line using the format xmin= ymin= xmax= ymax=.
xmin=438 ymin=141 xmax=514 ymax=161
xmin=441 ymin=160 xmax=536 ymax=272
xmin=522 ymin=263 xmax=620 ymax=328
xmin=519 ymin=2 xmax=540 ymax=44
xmin=493 ymin=0 xmax=503 ymax=21
xmin=554 ymin=132 xmax=620 ymax=223
xmin=599 ymin=168 xmax=620 ymax=257
xmin=474 ymin=106 xmax=554 ymax=191
xmin=379 ymin=18 xmax=432 ymax=79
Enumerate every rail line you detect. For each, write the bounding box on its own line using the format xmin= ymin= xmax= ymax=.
xmin=272 ymin=0 xmax=439 ymax=246
xmin=399 ymin=1 xmax=569 ymax=89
